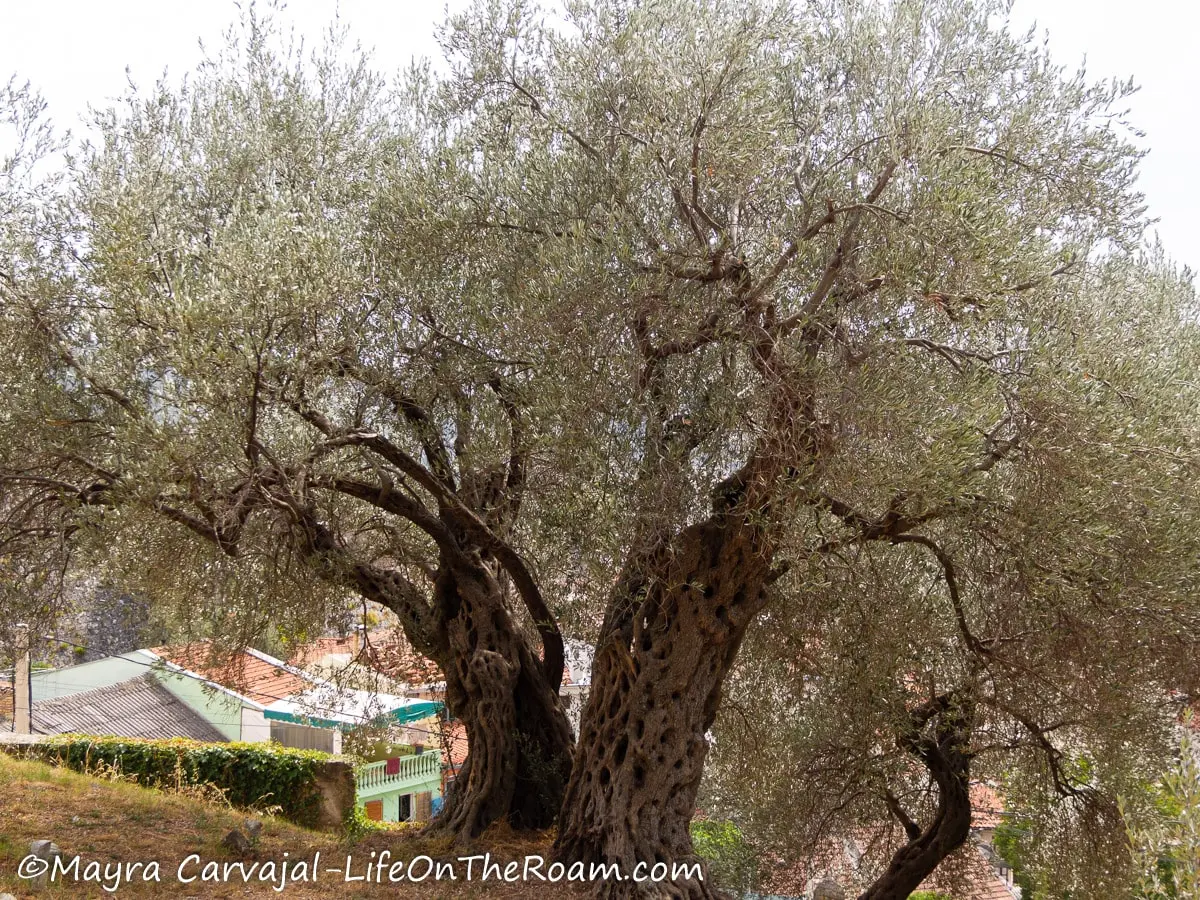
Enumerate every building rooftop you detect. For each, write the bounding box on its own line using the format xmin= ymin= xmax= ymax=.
xmin=152 ymin=640 xmax=442 ymax=730
xmin=263 ymin=685 xmax=442 ymax=730
xmin=150 ymin=642 xmax=313 ymax=706
xmin=31 ymin=673 xmax=226 ymax=743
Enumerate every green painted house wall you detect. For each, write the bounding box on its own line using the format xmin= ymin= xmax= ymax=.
xmin=354 ymin=751 xmax=443 ymax=822
xmin=152 ymin=667 xmax=250 ymax=742
xmin=30 ymin=652 xmax=154 ymax=701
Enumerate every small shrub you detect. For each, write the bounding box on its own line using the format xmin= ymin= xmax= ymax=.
xmin=691 ymin=819 xmax=758 ymax=897
xmin=1127 ymin=726 xmax=1200 ymax=900
xmin=343 ymin=804 xmax=386 ymax=842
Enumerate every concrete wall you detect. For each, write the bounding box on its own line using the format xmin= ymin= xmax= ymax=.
xmin=270 ymin=721 xmax=338 ymax=753
xmin=312 ymin=759 xmax=357 ymax=829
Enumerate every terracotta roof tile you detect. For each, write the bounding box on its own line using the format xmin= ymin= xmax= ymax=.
xmin=970 ymin=782 xmax=1007 ymax=829
xmin=918 ymin=843 xmax=1018 ymax=900
xmin=151 ymin=642 xmax=312 ymax=706
xmin=288 ymin=634 xmax=360 ymax=668
xmin=360 ymin=632 xmax=445 ymax=686
xmin=442 ymin=719 xmax=469 ymax=768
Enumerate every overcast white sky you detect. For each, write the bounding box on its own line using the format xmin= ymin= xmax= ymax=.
xmin=3 ymin=0 xmax=1197 ymax=269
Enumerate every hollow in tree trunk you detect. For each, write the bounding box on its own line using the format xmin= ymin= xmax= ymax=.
xmin=555 ymin=509 xmax=773 ymax=900
xmin=429 ymin=559 xmax=575 ymax=838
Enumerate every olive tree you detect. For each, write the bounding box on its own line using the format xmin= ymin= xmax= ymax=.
xmin=428 ymin=0 xmax=1189 ymax=894
xmin=4 ymin=3 xmax=1199 ymax=896
xmin=700 ymin=250 xmax=1200 ymax=900
xmin=1127 ymin=724 xmax=1200 ymax=900
xmin=0 ymin=13 xmax=600 ymax=836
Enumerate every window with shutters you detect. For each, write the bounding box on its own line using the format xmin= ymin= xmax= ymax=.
xmin=363 ymin=800 xmax=383 ymax=821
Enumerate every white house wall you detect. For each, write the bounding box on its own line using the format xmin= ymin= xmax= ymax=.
xmin=240 ymin=706 xmax=272 ymax=744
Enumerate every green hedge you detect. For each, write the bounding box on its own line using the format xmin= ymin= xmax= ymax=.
xmin=27 ymin=735 xmax=332 ymax=828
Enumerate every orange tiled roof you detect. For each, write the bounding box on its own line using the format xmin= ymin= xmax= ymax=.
xmin=919 ymin=845 xmax=1018 ymax=900
xmin=970 ymin=782 xmax=1006 ymax=829
xmin=151 ymin=641 xmax=312 ymax=706
xmin=288 ymin=634 xmax=360 ymax=668
xmin=437 ymin=719 xmax=469 ymax=770
xmin=361 ymin=632 xmax=445 ymax=686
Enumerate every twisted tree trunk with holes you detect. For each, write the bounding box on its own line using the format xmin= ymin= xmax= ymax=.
xmin=431 ymin=560 xmax=574 ymax=836
xmin=555 ymin=504 xmax=774 ymax=900
xmin=300 ymin=497 xmax=573 ymax=839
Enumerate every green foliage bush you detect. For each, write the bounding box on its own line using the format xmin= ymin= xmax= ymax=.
xmin=1127 ymin=726 xmax=1200 ymax=900
xmin=993 ymin=817 xmax=1043 ymax=899
xmin=691 ymin=819 xmax=758 ymax=897
xmin=28 ymin=735 xmax=332 ymax=827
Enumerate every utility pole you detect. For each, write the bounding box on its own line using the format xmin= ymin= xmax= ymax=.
xmin=14 ymin=623 xmax=31 ymax=734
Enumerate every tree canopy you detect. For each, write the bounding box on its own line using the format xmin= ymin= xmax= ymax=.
xmin=3 ymin=1 xmax=1200 ymax=897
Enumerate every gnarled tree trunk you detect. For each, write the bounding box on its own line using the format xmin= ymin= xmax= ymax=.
xmin=305 ymin=514 xmax=573 ymax=840
xmin=555 ymin=508 xmax=773 ymax=899
xmin=859 ymin=695 xmax=975 ymax=900
xmin=432 ymin=560 xmax=575 ymax=837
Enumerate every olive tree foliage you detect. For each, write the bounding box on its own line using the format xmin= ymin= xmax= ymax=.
xmin=700 ymin=248 xmax=1200 ymax=898
xmin=0 ymin=9 xmax=622 ymax=835
xmin=3 ymin=0 xmax=1199 ymax=891
xmin=424 ymin=0 xmax=1192 ymax=893
xmin=0 ymin=77 xmax=70 ymax=647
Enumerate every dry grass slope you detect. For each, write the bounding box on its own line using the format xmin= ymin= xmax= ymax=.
xmin=0 ymin=754 xmax=579 ymax=899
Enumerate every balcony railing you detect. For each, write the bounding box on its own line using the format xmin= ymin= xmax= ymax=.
xmin=356 ymin=750 xmax=443 ymax=793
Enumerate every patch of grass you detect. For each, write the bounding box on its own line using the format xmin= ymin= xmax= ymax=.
xmin=0 ymin=832 xmax=23 ymax=863
xmin=0 ymin=753 xmax=578 ymax=899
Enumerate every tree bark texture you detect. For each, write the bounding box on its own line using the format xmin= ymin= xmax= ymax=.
xmin=311 ymin=518 xmax=573 ymax=840
xmin=432 ymin=560 xmax=575 ymax=836
xmin=556 ymin=508 xmax=773 ymax=899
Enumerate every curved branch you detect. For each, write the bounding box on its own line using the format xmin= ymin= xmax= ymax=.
xmin=890 ymin=533 xmax=992 ymax=657
xmin=329 ymin=355 xmax=459 ymax=492
xmin=884 ymin=789 xmax=923 ymax=842
xmin=485 ymin=375 xmax=527 ymax=529
xmin=313 ymin=475 xmax=466 ymax=565
xmin=286 ymin=508 xmax=438 ymax=651
xmin=859 ymin=696 xmax=975 ymax=900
